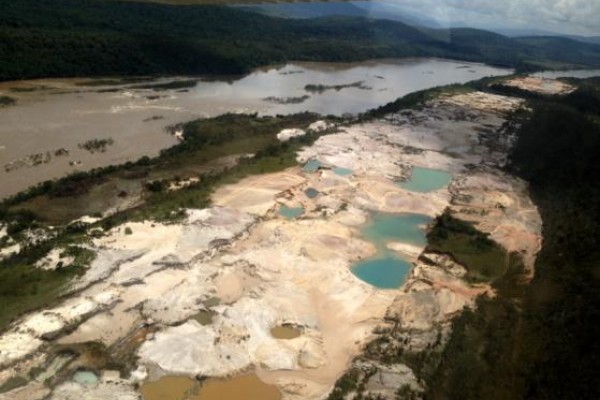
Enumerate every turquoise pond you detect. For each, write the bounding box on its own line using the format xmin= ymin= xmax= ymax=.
xmin=351 ymin=213 xmax=431 ymax=289
xmin=352 ymin=256 xmax=413 ymax=289
xmin=73 ymin=371 xmax=99 ymax=385
xmin=361 ymin=213 xmax=431 ymax=247
xmin=303 ymin=159 xmax=323 ymax=172
xmin=398 ymin=167 xmax=452 ymax=193
xmin=332 ymin=167 xmax=353 ymax=176
xmin=279 ymin=206 xmax=304 ymax=219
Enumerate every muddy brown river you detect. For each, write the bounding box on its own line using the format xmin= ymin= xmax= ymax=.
xmin=0 ymin=59 xmax=511 ymax=198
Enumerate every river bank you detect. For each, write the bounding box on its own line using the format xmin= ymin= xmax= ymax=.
xmin=0 ymin=59 xmax=512 ymax=198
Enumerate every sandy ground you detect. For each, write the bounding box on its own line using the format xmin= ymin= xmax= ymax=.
xmin=503 ymin=76 xmax=575 ymax=95
xmin=0 ymin=89 xmax=544 ymax=400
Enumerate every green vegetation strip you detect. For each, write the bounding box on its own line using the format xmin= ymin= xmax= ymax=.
xmin=2 ymin=113 xmax=324 ymax=224
xmin=0 ymin=95 xmax=16 ymax=107
xmin=424 ymin=77 xmax=600 ymax=400
xmin=0 ymin=112 xmax=332 ymax=329
xmin=427 ymin=212 xmax=509 ymax=283
xmin=0 ymin=376 xmax=28 ymax=394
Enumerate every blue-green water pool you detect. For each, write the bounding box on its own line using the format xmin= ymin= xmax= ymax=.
xmin=305 ymin=188 xmax=320 ymax=198
xmin=399 ymin=167 xmax=452 ymax=193
xmin=73 ymin=371 xmax=99 ymax=385
xmin=351 ymin=213 xmax=431 ymax=289
xmin=332 ymin=167 xmax=353 ymax=176
xmin=352 ymin=256 xmax=413 ymax=289
xmin=279 ymin=206 xmax=304 ymax=219
xmin=361 ymin=213 xmax=431 ymax=247
xmin=303 ymin=159 xmax=323 ymax=172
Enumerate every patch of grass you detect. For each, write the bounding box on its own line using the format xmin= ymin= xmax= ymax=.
xmin=75 ymin=77 xmax=156 ymax=86
xmin=263 ymin=95 xmax=310 ymax=104
xmin=326 ymin=367 xmax=379 ymax=400
xmin=61 ymin=246 xmax=96 ymax=267
xmin=0 ymin=228 xmax=93 ymax=329
xmin=327 ymin=369 xmax=360 ymax=400
xmin=8 ymin=86 xmax=48 ymax=92
xmin=0 ymin=376 xmax=28 ymax=394
xmin=0 ymin=261 xmax=85 ymax=329
xmin=191 ymin=310 xmax=213 ymax=325
xmin=127 ymin=128 xmax=320 ymax=222
xmin=426 ymin=211 xmax=509 ymax=283
xmin=132 ymin=181 xmax=212 ymax=222
xmin=203 ymin=296 xmax=220 ymax=307
xmin=0 ymin=95 xmax=16 ymax=107
xmin=304 ymin=81 xmax=371 ymax=93
xmin=129 ymin=79 xmax=198 ymax=91
xmin=396 ymin=384 xmax=420 ymax=400
xmin=78 ymin=138 xmax=114 ymax=153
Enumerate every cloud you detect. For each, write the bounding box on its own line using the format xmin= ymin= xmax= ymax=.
xmin=375 ymin=0 xmax=600 ymax=35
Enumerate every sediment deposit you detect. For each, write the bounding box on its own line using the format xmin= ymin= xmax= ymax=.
xmin=0 ymin=88 xmax=543 ymax=399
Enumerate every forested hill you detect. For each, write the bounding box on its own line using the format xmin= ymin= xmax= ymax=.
xmin=1 ymin=0 xmax=600 ymax=80
xmin=423 ymin=78 xmax=600 ymax=400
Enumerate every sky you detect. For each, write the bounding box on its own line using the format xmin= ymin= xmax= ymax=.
xmin=368 ymin=0 xmax=600 ymax=36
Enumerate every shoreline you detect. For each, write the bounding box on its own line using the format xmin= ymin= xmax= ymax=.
xmin=0 ymin=58 xmax=513 ymax=199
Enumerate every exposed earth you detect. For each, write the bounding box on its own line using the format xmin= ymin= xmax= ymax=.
xmin=0 ymin=81 xmax=550 ymax=399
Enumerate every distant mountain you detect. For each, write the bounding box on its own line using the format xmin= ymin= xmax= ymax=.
xmin=237 ymin=1 xmax=442 ymax=28
xmin=242 ymin=1 xmax=600 ymax=46
xmin=493 ymin=28 xmax=566 ymax=37
xmin=1 ymin=0 xmax=600 ymax=81
xmin=564 ymin=35 xmax=600 ymax=45
xmin=514 ymin=36 xmax=600 ymax=68
xmin=495 ymin=28 xmax=600 ymax=45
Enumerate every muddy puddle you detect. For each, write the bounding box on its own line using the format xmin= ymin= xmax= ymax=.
xmin=270 ymin=324 xmax=302 ymax=339
xmin=140 ymin=376 xmax=199 ymax=400
xmin=140 ymin=374 xmax=281 ymax=400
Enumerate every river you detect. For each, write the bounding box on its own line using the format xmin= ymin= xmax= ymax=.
xmin=0 ymin=58 xmax=511 ymax=198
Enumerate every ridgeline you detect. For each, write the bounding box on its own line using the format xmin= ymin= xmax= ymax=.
xmin=2 ymin=0 xmax=600 ymax=80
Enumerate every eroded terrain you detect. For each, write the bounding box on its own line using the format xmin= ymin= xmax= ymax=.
xmin=0 ymin=88 xmax=543 ymax=399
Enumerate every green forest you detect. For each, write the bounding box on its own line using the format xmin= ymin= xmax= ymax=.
xmin=2 ymin=0 xmax=600 ymax=80
xmin=423 ymin=79 xmax=600 ymax=399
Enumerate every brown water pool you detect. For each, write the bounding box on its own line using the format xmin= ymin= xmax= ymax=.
xmin=270 ymin=324 xmax=302 ymax=339
xmin=140 ymin=373 xmax=281 ymax=400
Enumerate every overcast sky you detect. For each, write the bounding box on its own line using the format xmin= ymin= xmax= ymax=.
xmin=372 ymin=0 xmax=600 ymax=36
